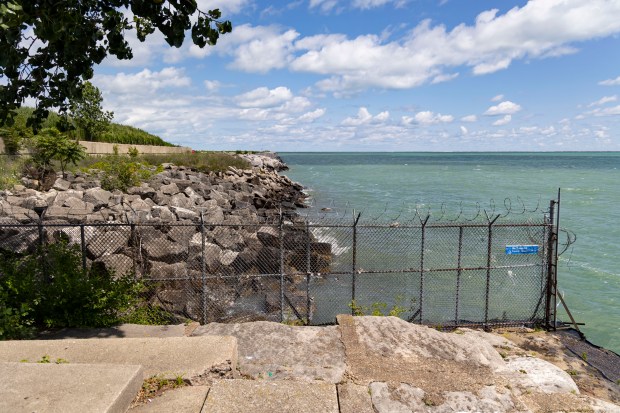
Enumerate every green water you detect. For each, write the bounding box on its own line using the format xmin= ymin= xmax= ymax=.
xmin=280 ymin=152 xmax=620 ymax=353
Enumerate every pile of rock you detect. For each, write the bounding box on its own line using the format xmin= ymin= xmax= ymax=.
xmin=0 ymin=154 xmax=329 ymax=323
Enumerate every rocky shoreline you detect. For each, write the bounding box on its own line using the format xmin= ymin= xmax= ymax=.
xmin=0 ymin=152 xmax=329 ymax=323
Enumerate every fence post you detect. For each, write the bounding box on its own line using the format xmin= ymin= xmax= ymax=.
xmin=279 ymin=210 xmax=285 ymax=323
xmin=418 ymin=215 xmax=430 ymax=324
xmin=80 ymin=224 xmax=87 ymax=272
xmin=351 ymin=212 xmax=362 ymax=315
xmin=545 ymin=198 xmax=557 ymax=330
xmin=200 ymin=212 xmax=207 ymax=324
xmin=484 ymin=214 xmax=500 ymax=329
xmin=306 ymin=221 xmax=311 ymax=325
xmin=455 ymin=226 xmax=464 ymax=326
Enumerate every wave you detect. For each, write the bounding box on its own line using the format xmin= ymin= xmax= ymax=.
xmin=310 ymin=226 xmax=350 ymax=256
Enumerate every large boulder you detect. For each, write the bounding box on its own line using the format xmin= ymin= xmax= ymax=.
xmin=93 ymin=254 xmax=135 ymax=278
xmin=83 ymin=188 xmax=112 ymax=209
xmin=160 ymin=182 xmax=180 ymax=195
xmin=143 ymin=236 xmax=187 ymax=263
xmin=86 ymin=228 xmax=130 ymax=259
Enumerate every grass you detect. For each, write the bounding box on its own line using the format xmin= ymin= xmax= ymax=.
xmin=1 ymin=107 xmax=175 ymax=147
xmin=132 ymin=374 xmax=187 ymax=405
xmin=0 ymin=155 xmax=23 ymax=190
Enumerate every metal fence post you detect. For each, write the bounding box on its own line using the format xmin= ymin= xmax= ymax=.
xmin=279 ymin=210 xmax=285 ymax=323
xmin=351 ymin=212 xmax=361 ymax=315
xmin=455 ymin=226 xmax=464 ymax=326
xmin=80 ymin=224 xmax=87 ymax=272
xmin=200 ymin=212 xmax=207 ymax=324
xmin=130 ymin=222 xmax=140 ymax=280
xmin=484 ymin=214 xmax=500 ymax=328
xmin=418 ymin=215 xmax=430 ymax=324
xmin=306 ymin=221 xmax=311 ymax=325
xmin=545 ymin=196 xmax=559 ymax=330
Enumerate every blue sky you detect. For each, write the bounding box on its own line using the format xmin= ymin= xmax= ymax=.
xmin=93 ymin=0 xmax=620 ymax=151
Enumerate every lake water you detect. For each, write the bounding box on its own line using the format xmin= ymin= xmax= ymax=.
xmin=280 ymin=152 xmax=620 ymax=353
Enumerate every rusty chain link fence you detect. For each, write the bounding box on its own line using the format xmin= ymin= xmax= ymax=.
xmin=0 ymin=200 xmax=560 ymax=329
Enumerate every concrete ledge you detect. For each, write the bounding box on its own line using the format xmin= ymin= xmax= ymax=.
xmin=0 ymin=362 xmax=142 ymax=413
xmin=202 ymin=380 xmax=339 ymax=413
xmin=0 ymin=336 xmax=237 ymax=380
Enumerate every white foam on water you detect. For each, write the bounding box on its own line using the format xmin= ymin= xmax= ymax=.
xmin=310 ymin=226 xmax=350 ymax=256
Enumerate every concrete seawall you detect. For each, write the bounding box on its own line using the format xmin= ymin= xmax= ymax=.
xmin=0 ymin=137 xmax=191 ymax=155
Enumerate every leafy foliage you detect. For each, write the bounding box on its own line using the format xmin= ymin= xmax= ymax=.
xmin=69 ymin=81 xmax=114 ymax=141
xmin=0 ymin=1 xmax=232 ymax=129
xmin=87 ymin=154 xmax=157 ymax=192
xmin=139 ymin=152 xmax=250 ymax=173
xmin=31 ymin=128 xmax=87 ymax=178
xmin=0 ymin=242 xmax=144 ymax=339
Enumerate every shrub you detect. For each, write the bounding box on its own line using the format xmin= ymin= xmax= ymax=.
xmin=97 ymin=156 xmax=155 ymax=192
xmin=0 ymin=241 xmax=144 ymax=339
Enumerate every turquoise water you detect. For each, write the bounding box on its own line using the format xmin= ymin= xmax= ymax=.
xmin=280 ymin=152 xmax=620 ymax=353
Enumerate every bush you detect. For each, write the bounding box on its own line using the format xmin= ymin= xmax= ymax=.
xmin=0 ymin=242 xmax=144 ymax=339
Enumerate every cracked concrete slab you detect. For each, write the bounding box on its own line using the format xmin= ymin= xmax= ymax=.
xmin=192 ymin=321 xmax=345 ymax=383
xmin=201 ymin=379 xmax=338 ymax=413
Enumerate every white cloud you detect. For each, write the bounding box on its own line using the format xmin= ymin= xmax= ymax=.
xmin=309 ymin=0 xmax=339 ymax=12
xmin=460 ymin=126 xmax=468 ymax=135
xmin=491 ymin=94 xmax=504 ymax=102
xmin=410 ymin=111 xmax=454 ymax=125
xmin=298 ymin=108 xmax=326 ymax=122
xmin=236 ymin=87 xmax=294 ymax=108
xmin=599 ymin=76 xmax=620 ymax=86
xmin=588 ymin=105 xmax=620 ymax=116
xmin=484 ymin=101 xmax=522 ymax=116
xmin=352 ymin=0 xmax=408 ymax=9
xmin=204 ymin=80 xmax=222 ymax=92
xmin=461 ymin=115 xmax=477 ymax=122
xmin=492 ymin=115 xmax=512 ymax=126
xmin=197 ymin=0 xmax=252 ymax=16
xmin=342 ymin=107 xmax=389 ymax=126
xmin=588 ymin=95 xmax=617 ymax=107
xmin=94 ymin=68 xmax=191 ymax=95
xmin=287 ymin=1 xmax=620 ymax=91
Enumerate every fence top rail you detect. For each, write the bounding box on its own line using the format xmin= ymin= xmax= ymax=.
xmin=0 ymin=220 xmax=551 ymax=229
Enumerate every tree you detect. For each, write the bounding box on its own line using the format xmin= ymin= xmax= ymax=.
xmin=70 ymin=81 xmax=114 ymax=141
xmin=0 ymin=1 xmax=231 ymax=130
xmin=32 ymin=128 xmax=87 ymax=178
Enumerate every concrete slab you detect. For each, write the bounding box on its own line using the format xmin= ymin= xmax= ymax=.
xmin=129 ymin=386 xmax=210 ymax=413
xmin=337 ymin=383 xmax=374 ymax=413
xmin=0 ymin=336 xmax=237 ymax=381
xmin=201 ymin=379 xmax=339 ymax=413
xmin=193 ymin=321 xmax=345 ymax=383
xmin=0 ymin=362 xmax=142 ymax=413
xmin=36 ymin=323 xmax=187 ymax=339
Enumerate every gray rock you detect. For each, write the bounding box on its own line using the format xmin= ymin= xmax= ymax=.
xmin=143 ymin=237 xmax=187 ymax=262
xmin=130 ymin=198 xmax=151 ymax=212
xmin=94 ymin=254 xmax=135 ymax=278
xmin=84 ymin=188 xmax=112 ymax=209
xmin=53 ymin=178 xmax=71 ymax=191
xmin=167 ymin=224 xmax=196 ymax=245
xmin=170 ymin=206 xmax=198 ymax=220
xmin=86 ymin=229 xmax=130 ymax=259
xmin=160 ymin=182 xmax=180 ymax=195
xmin=169 ymin=193 xmax=193 ymax=209
xmin=504 ymin=356 xmax=580 ymax=394
xmin=257 ymin=226 xmax=279 ymax=247
xmin=152 ymin=191 xmax=170 ymax=206
xmin=151 ymin=206 xmax=176 ymax=221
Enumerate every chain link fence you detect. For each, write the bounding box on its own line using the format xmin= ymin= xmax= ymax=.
xmin=0 ymin=204 xmax=557 ymax=328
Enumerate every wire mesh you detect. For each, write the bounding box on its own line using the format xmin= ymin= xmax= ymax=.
xmin=0 ymin=211 xmax=555 ymax=328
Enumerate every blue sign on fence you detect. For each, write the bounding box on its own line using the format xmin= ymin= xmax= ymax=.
xmin=505 ymin=245 xmax=539 ymax=255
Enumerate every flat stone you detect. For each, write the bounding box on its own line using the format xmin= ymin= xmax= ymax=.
xmin=171 ymin=206 xmax=198 ymax=220
xmin=192 ymin=321 xmax=346 ymax=383
xmin=0 ymin=362 xmax=142 ymax=413
xmin=338 ymin=383 xmax=374 ymax=413
xmin=53 ymin=178 xmax=71 ymax=191
xmin=504 ymin=356 xmax=580 ymax=394
xmin=202 ymin=380 xmax=338 ymax=413
xmin=129 ymin=385 xmax=209 ymax=413
xmin=160 ymin=182 xmax=180 ymax=195
xmin=37 ymin=323 xmax=188 ymax=340
xmin=0 ymin=336 xmax=237 ymax=381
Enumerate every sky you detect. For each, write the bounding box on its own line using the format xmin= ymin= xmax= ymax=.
xmin=92 ymin=0 xmax=620 ymax=152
